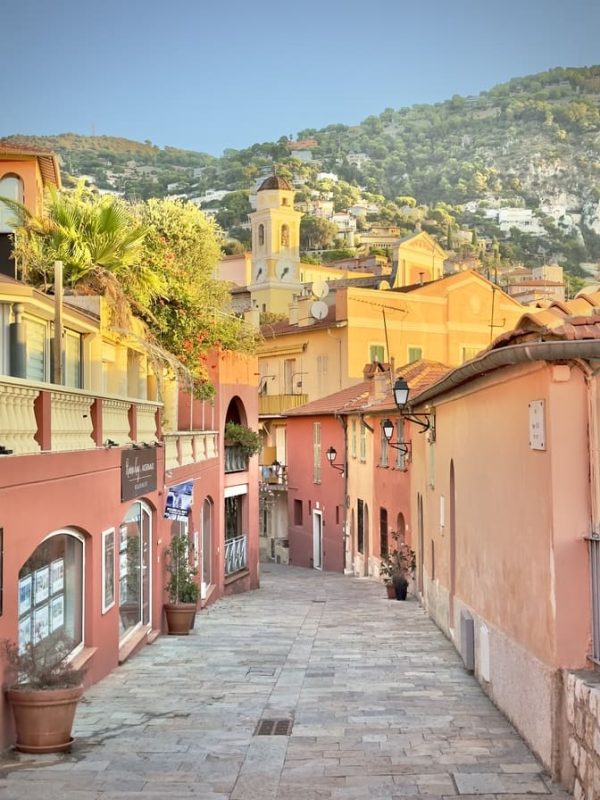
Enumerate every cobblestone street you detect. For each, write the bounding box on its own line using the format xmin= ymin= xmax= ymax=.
xmin=0 ymin=565 xmax=572 ymax=799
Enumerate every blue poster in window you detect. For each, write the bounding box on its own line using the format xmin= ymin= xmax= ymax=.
xmin=164 ymin=481 xmax=193 ymax=521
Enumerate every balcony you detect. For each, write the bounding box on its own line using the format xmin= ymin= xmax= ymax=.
xmin=259 ymin=393 xmax=308 ymax=416
xmin=224 ymin=445 xmax=248 ymax=474
xmin=0 ymin=376 xmax=160 ymax=455
xmin=163 ymin=431 xmax=218 ymax=471
xmin=224 ymin=534 xmax=247 ymax=576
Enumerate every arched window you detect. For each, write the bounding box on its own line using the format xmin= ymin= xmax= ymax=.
xmin=18 ymin=530 xmax=84 ymax=656
xmin=118 ymin=501 xmax=152 ymax=639
xmin=281 ymin=224 xmax=289 ymax=247
xmin=0 ymin=174 xmax=24 ymax=232
xmin=258 ymin=224 xmax=265 ymax=247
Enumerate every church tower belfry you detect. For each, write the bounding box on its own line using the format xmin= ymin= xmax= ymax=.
xmin=249 ymin=175 xmax=302 ymax=316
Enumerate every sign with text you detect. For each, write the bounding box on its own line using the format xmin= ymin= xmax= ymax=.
xmin=121 ymin=449 xmax=157 ymax=501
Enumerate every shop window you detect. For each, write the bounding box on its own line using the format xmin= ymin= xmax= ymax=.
xmin=18 ymin=531 xmax=84 ymax=656
xmin=202 ymin=498 xmax=212 ymax=587
xmin=118 ymin=502 xmax=152 ymax=639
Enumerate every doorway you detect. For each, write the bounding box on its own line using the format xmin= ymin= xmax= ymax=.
xmin=312 ymin=510 xmax=323 ymax=570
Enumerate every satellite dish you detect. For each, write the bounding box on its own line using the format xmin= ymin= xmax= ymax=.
xmin=310 ymin=301 xmax=328 ymax=320
xmin=311 ymin=280 xmax=330 ymax=299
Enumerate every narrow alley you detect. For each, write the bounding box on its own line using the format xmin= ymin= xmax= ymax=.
xmin=0 ymin=565 xmax=572 ymax=800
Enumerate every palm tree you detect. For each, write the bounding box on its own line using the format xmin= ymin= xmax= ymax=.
xmin=9 ymin=182 xmax=164 ymax=324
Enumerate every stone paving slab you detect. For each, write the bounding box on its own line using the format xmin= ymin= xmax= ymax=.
xmin=0 ymin=565 xmax=572 ymax=799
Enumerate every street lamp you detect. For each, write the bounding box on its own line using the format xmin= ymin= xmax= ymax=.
xmin=382 ymin=418 xmax=411 ymax=456
xmin=392 ymin=377 xmax=434 ymax=433
xmin=326 ymin=446 xmax=344 ymax=475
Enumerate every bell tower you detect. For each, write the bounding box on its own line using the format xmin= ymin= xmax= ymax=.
xmin=249 ymin=176 xmax=302 ymax=316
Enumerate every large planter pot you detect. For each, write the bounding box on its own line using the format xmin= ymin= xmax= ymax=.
xmin=7 ymin=684 xmax=83 ymax=753
xmin=392 ymin=575 xmax=409 ymax=601
xmin=385 ymin=583 xmax=396 ymax=600
xmin=164 ymin=602 xmax=197 ymax=635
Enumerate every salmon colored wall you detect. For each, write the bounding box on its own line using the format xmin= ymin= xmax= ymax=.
xmin=346 ymin=414 xmax=375 ymax=572
xmin=0 ymin=159 xmax=44 ymax=217
xmin=287 ymin=415 xmax=346 ymax=571
xmin=411 ymin=362 xmax=591 ymax=668
xmin=0 ymin=447 xmax=165 ymax=749
xmin=372 ymin=417 xmax=412 ymax=553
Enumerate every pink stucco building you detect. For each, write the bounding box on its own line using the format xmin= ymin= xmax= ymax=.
xmin=408 ymin=291 xmax=600 ymax=792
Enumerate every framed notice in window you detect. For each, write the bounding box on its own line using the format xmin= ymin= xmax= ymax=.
xmin=102 ymin=528 xmax=116 ymax=613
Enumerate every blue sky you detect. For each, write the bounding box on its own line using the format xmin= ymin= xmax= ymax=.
xmin=3 ymin=0 xmax=599 ymax=155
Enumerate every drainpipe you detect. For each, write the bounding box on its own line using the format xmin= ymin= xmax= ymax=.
xmin=582 ymin=362 xmax=600 ymax=537
xmin=335 ymin=412 xmax=351 ymax=573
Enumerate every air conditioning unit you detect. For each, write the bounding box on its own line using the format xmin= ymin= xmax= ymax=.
xmin=460 ymin=609 xmax=475 ymax=673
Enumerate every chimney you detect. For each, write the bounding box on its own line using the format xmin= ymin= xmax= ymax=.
xmin=372 ymin=369 xmax=389 ymax=401
xmin=297 ymin=295 xmax=314 ymax=327
xmin=288 ymin=299 xmax=299 ymax=325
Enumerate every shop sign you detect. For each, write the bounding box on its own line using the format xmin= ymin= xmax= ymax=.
xmin=164 ymin=481 xmax=193 ymax=521
xmin=121 ymin=449 xmax=157 ymax=501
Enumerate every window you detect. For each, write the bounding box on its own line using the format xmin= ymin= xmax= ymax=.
xmin=18 ymin=531 xmax=84 ymax=656
xmin=119 ymin=502 xmax=152 ymax=639
xmin=202 ymin=498 xmax=212 ymax=587
xmin=380 ymin=508 xmax=388 ymax=557
xmin=294 ymin=499 xmax=303 ymax=526
xmin=370 ymin=344 xmax=385 ymax=364
xmin=360 ymin=421 xmax=366 ymax=462
xmin=25 ymin=317 xmax=48 ymax=382
xmin=408 ymin=346 xmax=423 ymax=363
xmin=395 ymin=417 xmax=407 ymax=470
xmin=225 ymin=495 xmax=243 ymax=540
xmin=313 ymin=422 xmax=321 ymax=483
xmin=351 ymin=420 xmax=357 ymax=459
xmin=0 ymin=175 xmax=24 ymax=232
xmin=64 ymin=329 xmax=83 ymax=389
xmin=281 ymin=224 xmax=289 ymax=247
xmin=380 ymin=422 xmax=389 ymax=467
xmin=284 ymin=358 xmax=295 ymax=395
xmin=258 ymin=224 xmax=265 ymax=247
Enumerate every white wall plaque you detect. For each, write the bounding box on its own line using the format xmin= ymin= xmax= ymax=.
xmin=528 ymin=400 xmax=546 ymax=450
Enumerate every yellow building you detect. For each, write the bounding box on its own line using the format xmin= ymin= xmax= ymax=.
xmin=390 ymin=231 xmax=446 ymax=287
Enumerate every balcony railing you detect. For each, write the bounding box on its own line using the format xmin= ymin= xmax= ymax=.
xmin=0 ymin=376 xmax=161 ymax=455
xmin=259 ymin=393 xmax=308 ymax=416
xmin=225 ymin=534 xmax=247 ymax=576
xmin=224 ymin=445 xmax=248 ymax=473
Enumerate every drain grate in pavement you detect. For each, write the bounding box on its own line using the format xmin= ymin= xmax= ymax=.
xmin=312 ymin=599 xmax=326 ymax=603
xmin=254 ymin=718 xmax=293 ymax=736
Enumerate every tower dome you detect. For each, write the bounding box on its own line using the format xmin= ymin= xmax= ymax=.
xmin=258 ymin=175 xmax=292 ymax=192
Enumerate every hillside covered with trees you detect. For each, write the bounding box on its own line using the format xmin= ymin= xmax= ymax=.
xmin=3 ymin=65 xmax=600 ymax=275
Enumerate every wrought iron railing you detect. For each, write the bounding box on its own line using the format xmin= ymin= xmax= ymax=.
xmin=224 ymin=445 xmax=248 ymax=473
xmin=225 ymin=534 xmax=247 ymax=576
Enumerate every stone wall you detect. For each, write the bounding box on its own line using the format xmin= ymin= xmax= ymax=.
xmin=565 ymin=670 xmax=600 ymax=800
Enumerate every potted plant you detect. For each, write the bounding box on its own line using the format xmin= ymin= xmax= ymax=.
xmin=3 ymin=633 xmax=85 ymax=753
xmin=164 ymin=532 xmax=199 ymax=634
xmin=380 ymin=534 xmax=416 ymax=601
xmin=224 ymin=421 xmax=261 ymax=458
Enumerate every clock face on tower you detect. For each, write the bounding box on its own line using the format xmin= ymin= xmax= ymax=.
xmin=276 ymin=258 xmax=294 ymax=282
xmin=253 ymin=259 xmax=266 ymax=283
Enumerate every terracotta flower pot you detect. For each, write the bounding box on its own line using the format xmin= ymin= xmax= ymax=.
xmin=164 ymin=602 xmax=197 ymax=634
xmin=7 ymin=684 xmax=83 ymax=753
xmin=385 ymin=583 xmax=396 ymax=599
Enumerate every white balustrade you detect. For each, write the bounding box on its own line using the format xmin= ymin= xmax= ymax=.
xmin=179 ymin=433 xmax=195 ymax=467
xmin=50 ymin=392 xmax=95 ymax=452
xmin=102 ymin=399 xmax=132 ymax=446
xmin=164 ymin=435 xmax=179 ymax=471
xmin=136 ymin=404 xmax=158 ymax=442
xmin=0 ymin=383 xmax=41 ymax=455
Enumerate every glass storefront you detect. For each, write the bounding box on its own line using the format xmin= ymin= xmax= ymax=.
xmin=118 ymin=502 xmax=151 ymax=639
xmin=18 ymin=532 xmax=83 ymax=655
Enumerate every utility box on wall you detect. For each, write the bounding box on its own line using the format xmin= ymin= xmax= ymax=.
xmin=460 ymin=609 xmax=475 ymax=672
